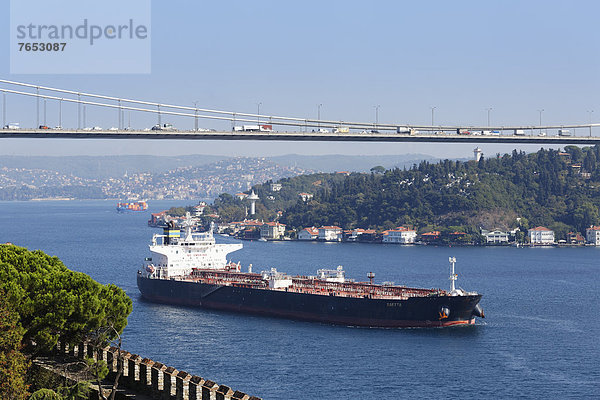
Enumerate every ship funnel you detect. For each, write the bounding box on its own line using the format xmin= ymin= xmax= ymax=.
xmin=472 ymin=304 xmax=485 ymax=318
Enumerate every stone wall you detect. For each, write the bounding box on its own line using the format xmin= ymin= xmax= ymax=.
xmin=56 ymin=341 xmax=262 ymax=400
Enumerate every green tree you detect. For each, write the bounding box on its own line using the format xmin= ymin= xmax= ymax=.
xmin=370 ymin=166 xmax=386 ymax=174
xmin=0 ymin=292 xmax=29 ymax=400
xmin=0 ymin=245 xmax=132 ymax=353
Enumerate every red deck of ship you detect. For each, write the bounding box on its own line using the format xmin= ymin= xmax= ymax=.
xmin=184 ymin=269 xmax=445 ymax=300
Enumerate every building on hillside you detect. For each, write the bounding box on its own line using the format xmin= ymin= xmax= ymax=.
xmin=194 ymin=202 xmax=207 ymax=216
xmin=298 ymin=227 xmax=319 ymax=241
xmin=481 ymin=229 xmax=509 ymax=244
xmin=382 ymin=227 xmax=417 ymax=244
xmin=318 ymin=226 xmax=342 ymax=242
xmin=298 ymin=192 xmax=314 ymax=202
xmin=235 ymin=192 xmax=248 ymax=201
xmin=448 ymin=231 xmax=468 ymax=242
xmin=260 ymin=222 xmax=286 ymax=240
xmin=420 ymin=231 xmax=441 ymax=242
xmin=270 ymin=183 xmax=282 ymax=192
xmin=585 ymin=226 xmax=600 ymax=245
xmin=528 ymin=226 xmax=555 ymax=245
xmin=148 ymin=211 xmax=168 ymax=227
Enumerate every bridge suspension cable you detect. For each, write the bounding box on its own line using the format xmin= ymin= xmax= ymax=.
xmin=0 ymin=79 xmax=598 ymax=131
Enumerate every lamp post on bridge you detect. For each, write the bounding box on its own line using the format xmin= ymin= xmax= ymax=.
xmin=36 ymin=86 xmax=39 ymax=128
xmin=588 ymin=110 xmax=594 ymax=137
xmin=77 ymin=93 xmax=81 ymax=130
xmin=430 ymin=106 xmax=436 ymax=131
xmin=193 ymin=101 xmax=199 ymax=131
xmin=374 ymin=105 xmax=380 ymax=130
xmin=83 ymin=105 xmax=86 ymax=128
xmin=43 ymin=99 xmax=47 ymax=126
xmin=2 ymin=91 xmax=6 ymax=128
xmin=486 ymin=107 xmax=492 ymax=127
xmin=118 ymin=99 xmax=122 ymax=130
xmin=257 ymin=102 xmax=262 ymax=125
xmin=537 ymin=109 xmax=544 ymax=136
xmin=58 ymin=98 xmax=63 ymax=128
xmin=317 ymin=103 xmax=322 ymax=129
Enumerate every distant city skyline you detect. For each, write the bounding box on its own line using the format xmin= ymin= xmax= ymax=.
xmin=1 ymin=0 xmax=598 ymax=158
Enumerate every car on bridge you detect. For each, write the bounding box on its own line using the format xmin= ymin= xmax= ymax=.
xmin=3 ymin=123 xmax=20 ymax=130
xmin=38 ymin=125 xmax=50 ymax=130
xmin=152 ymin=123 xmax=177 ymax=131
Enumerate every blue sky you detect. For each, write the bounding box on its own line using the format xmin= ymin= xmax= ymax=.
xmin=1 ymin=0 xmax=599 ymax=158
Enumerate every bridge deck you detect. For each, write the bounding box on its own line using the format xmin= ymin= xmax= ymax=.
xmin=2 ymin=129 xmax=599 ymax=144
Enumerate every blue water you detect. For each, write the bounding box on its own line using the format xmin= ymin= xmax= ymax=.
xmin=1 ymin=200 xmax=599 ymax=399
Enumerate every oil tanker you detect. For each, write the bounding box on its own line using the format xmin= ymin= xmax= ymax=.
xmin=137 ymin=216 xmax=484 ymax=328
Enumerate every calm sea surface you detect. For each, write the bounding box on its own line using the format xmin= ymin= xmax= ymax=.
xmin=1 ymin=200 xmax=598 ymax=399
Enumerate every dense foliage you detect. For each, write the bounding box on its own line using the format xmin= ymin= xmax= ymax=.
xmin=209 ymin=173 xmax=349 ymax=223
xmin=0 ymin=245 xmax=132 ymax=353
xmin=208 ymin=146 xmax=600 ymax=239
xmin=281 ymin=146 xmax=600 ymax=236
xmin=0 ymin=293 xmax=29 ymax=400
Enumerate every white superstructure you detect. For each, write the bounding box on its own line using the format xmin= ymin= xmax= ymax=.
xmin=142 ymin=215 xmax=243 ymax=279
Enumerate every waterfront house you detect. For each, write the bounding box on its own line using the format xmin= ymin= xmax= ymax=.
xmin=567 ymin=232 xmax=585 ymax=245
xmin=298 ymin=227 xmax=319 ymax=241
xmin=345 ymin=228 xmax=378 ymax=242
xmin=420 ymin=231 xmax=441 ymax=243
xmin=481 ymin=229 xmax=509 ymax=244
xmin=318 ymin=226 xmax=342 ymax=241
xmin=260 ymin=222 xmax=286 ymax=240
xmin=382 ymin=227 xmax=417 ymax=244
xmin=528 ymin=226 xmax=555 ymax=245
xmin=586 ymin=226 xmax=600 ymax=245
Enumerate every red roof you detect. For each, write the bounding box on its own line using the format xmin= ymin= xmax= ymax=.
xmin=449 ymin=231 xmax=467 ymax=235
xmin=421 ymin=231 xmax=440 ymax=236
xmin=587 ymin=226 xmax=600 ymax=231
xmin=319 ymin=226 xmax=342 ymax=230
xmin=302 ymin=227 xmax=319 ymax=235
xmin=529 ymin=226 xmax=551 ymax=231
xmin=355 ymin=228 xmax=376 ymax=234
xmin=264 ymin=222 xmax=285 ymax=227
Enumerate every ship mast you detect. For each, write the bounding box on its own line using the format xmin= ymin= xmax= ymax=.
xmin=449 ymin=256 xmax=457 ymax=292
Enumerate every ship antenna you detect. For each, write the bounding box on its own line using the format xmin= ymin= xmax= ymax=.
xmin=449 ymin=256 xmax=457 ymax=292
xmin=367 ymin=272 xmax=375 ymax=285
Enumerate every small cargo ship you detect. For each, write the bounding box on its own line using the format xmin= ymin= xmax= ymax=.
xmin=137 ymin=215 xmax=484 ymax=328
xmin=117 ymin=200 xmax=148 ymax=212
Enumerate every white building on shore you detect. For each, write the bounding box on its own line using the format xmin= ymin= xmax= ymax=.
xmin=298 ymin=227 xmax=319 ymax=241
xmin=481 ymin=229 xmax=509 ymax=244
xmin=528 ymin=226 xmax=555 ymax=245
xmin=382 ymin=227 xmax=417 ymax=244
xmin=586 ymin=226 xmax=600 ymax=245
xmin=318 ymin=226 xmax=342 ymax=242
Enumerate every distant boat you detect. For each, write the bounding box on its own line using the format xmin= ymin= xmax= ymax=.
xmin=117 ymin=201 xmax=148 ymax=212
xmin=258 ymin=238 xmax=267 ymax=242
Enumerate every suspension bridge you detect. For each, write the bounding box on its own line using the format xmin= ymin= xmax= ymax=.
xmin=1 ymin=79 xmax=599 ymax=145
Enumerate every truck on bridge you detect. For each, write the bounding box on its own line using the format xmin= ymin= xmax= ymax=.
xmin=396 ymin=126 xmax=416 ymax=135
xmin=333 ymin=126 xmax=349 ymax=133
xmin=558 ymin=129 xmax=571 ymax=136
xmin=233 ymin=125 xmax=273 ymax=132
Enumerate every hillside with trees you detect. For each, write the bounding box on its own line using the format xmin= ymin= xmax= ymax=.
xmin=209 ymin=146 xmax=600 ymax=239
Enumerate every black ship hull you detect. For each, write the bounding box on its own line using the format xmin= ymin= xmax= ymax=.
xmin=137 ymin=274 xmax=482 ymax=328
